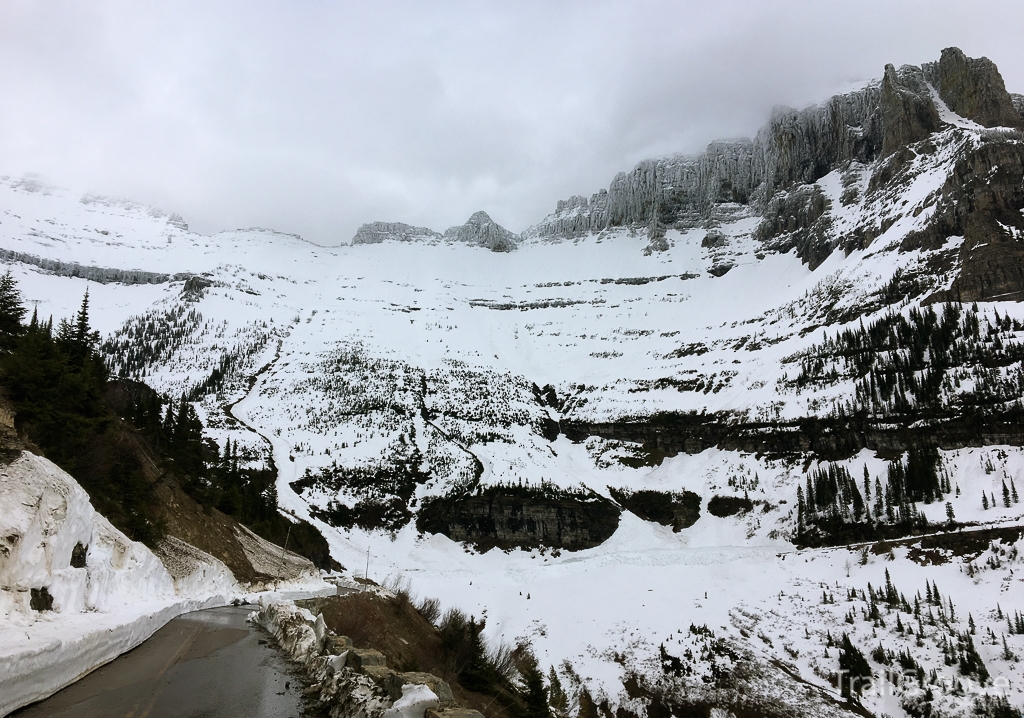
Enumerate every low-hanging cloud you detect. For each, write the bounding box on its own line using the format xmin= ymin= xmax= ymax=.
xmin=1 ymin=0 xmax=1022 ymax=245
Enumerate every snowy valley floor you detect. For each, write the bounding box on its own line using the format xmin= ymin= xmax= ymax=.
xmin=312 ymin=504 xmax=1024 ymax=717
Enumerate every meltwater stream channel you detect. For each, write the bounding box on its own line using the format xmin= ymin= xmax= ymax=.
xmin=12 ymin=605 xmax=306 ymax=718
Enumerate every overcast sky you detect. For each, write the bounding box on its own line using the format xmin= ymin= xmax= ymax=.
xmin=1 ymin=1 xmax=1022 ymax=245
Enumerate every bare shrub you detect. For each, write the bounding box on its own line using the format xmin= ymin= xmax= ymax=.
xmin=417 ymin=596 xmax=442 ymax=625
xmin=489 ymin=640 xmax=519 ymax=682
xmin=384 ymin=574 xmax=414 ymax=607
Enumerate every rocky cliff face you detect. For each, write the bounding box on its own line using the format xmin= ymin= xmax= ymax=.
xmin=923 ymin=47 xmax=1024 ymax=129
xmin=351 ymin=213 xmax=518 ymax=252
xmin=908 ymin=132 xmax=1024 ymax=303
xmin=352 ymin=222 xmax=442 ymax=245
xmin=527 ymin=48 xmax=1020 ymax=247
xmin=878 ymin=63 xmax=940 ymax=157
xmin=416 ymin=486 xmax=620 ymax=551
xmin=443 ymin=211 xmax=518 ymax=252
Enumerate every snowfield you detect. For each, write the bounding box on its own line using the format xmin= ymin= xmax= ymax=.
xmin=2 ymin=100 xmax=1024 ymax=717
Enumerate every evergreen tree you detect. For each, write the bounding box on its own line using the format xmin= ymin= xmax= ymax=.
xmin=1003 ymin=480 xmax=1012 ymax=508
xmin=958 ymin=634 xmax=988 ymax=684
xmin=460 ymin=617 xmax=492 ymax=692
xmin=66 ymin=291 xmax=100 ymax=369
xmin=838 ymin=633 xmax=872 ymax=701
xmin=1012 ymin=479 xmax=1019 ymax=504
xmin=519 ymin=654 xmax=550 ymax=718
xmin=983 ymin=493 xmax=990 ymax=510
xmin=0 ymin=270 xmax=26 ymax=351
xmin=547 ymin=667 xmax=568 ymax=718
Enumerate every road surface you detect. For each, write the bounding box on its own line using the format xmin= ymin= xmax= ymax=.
xmin=13 ymin=604 xmax=306 ymax=718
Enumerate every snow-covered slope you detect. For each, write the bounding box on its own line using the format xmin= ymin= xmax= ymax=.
xmin=3 ymin=47 xmax=1024 ymax=718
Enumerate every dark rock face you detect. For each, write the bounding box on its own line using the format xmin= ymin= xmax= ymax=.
xmin=924 ymin=47 xmax=1023 ymax=128
xmin=1012 ymin=94 xmax=1024 ymax=124
xmin=905 ymin=135 xmax=1024 ymax=303
xmin=444 ymin=211 xmax=518 ymax=252
xmin=416 ymin=486 xmax=620 ymax=551
xmin=879 ymin=64 xmax=941 ymax=157
xmin=607 ymin=487 xmax=701 ymax=531
xmin=753 ymin=185 xmax=832 ymax=268
xmin=562 ymin=410 xmax=1024 ymax=463
xmin=706 ymin=495 xmax=753 ymax=518
xmin=700 ymin=229 xmax=728 ymax=249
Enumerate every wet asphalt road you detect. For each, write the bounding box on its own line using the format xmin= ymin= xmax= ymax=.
xmin=12 ymin=604 xmax=305 ymax=718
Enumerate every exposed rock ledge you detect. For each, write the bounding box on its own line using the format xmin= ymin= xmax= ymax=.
xmin=351 ymin=211 xmax=518 ymax=252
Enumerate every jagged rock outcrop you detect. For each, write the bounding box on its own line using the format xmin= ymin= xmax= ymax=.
xmin=352 ymin=213 xmax=518 ymax=252
xmin=753 ymin=185 xmax=832 ymax=268
xmin=525 ymin=80 xmax=883 ymax=239
xmin=906 ymin=133 xmax=1024 ymax=303
xmin=443 ymin=211 xmax=518 ymax=252
xmin=879 ymin=63 xmax=941 ymax=157
xmin=526 ymin=47 xmax=1017 ymax=247
xmin=923 ymin=47 xmax=1024 ymax=128
xmin=352 ymin=222 xmax=443 ymax=245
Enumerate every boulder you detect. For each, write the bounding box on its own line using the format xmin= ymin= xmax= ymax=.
xmin=350 ymin=648 xmax=387 ymax=670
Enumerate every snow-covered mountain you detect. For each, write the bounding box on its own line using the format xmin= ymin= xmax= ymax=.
xmin=4 ymin=46 xmax=1024 ymax=718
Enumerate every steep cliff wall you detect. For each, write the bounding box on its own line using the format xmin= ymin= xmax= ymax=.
xmin=416 ymin=485 xmax=620 ymax=551
xmin=527 ymin=47 xmax=1020 ymax=246
xmin=923 ymin=47 xmax=1024 ymax=129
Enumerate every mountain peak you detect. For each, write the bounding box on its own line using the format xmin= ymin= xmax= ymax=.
xmin=443 ymin=211 xmax=518 ymax=252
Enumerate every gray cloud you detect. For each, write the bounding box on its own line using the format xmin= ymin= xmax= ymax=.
xmin=1 ymin=0 xmax=1022 ymax=245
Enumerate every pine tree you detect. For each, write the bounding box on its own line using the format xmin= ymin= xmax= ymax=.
xmin=547 ymin=667 xmax=568 ymax=718
xmin=983 ymin=493 xmax=990 ymax=510
xmin=460 ymin=617 xmax=491 ymax=692
xmin=838 ymin=633 xmax=872 ymax=701
xmin=67 ymin=290 xmax=100 ymax=368
xmin=1012 ymin=479 xmax=1019 ymax=504
xmin=945 ymin=502 xmax=955 ymax=524
xmin=1003 ymin=481 xmax=1012 ymax=508
xmin=519 ymin=654 xmax=550 ymax=718
xmin=0 ymin=271 xmax=26 ymax=351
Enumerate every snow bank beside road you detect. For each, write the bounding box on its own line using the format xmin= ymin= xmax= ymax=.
xmin=0 ymin=452 xmax=174 ymax=621
xmin=1 ymin=593 xmax=229 ymax=716
xmin=0 ymin=451 xmax=334 ymax=716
